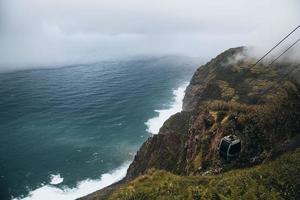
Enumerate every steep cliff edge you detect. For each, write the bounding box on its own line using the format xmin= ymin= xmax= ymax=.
xmin=80 ymin=47 xmax=300 ymax=200
xmin=124 ymin=47 xmax=300 ymax=178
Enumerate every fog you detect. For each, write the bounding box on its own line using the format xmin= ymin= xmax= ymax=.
xmin=0 ymin=0 xmax=299 ymax=71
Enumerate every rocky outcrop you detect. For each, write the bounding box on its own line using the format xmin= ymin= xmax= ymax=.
xmin=125 ymin=111 xmax=192 ymax=180
xmin=183 ymin=47 xmax=245 ymax=111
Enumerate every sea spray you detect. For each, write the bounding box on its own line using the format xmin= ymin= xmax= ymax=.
xmin=15 ymin=162 xmax=130 ymax=200
xmin=17 ymin=83 xmax=189 ymax=200
xmin=145 ymin=83 xmax=188 ymax=134
xmin=49 ymin=174 xmax=64 ymax=185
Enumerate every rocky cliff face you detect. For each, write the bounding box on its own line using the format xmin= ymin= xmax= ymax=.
xmin=124 ymin=47 xmax=300 ymax=179
xmin=125 ymin=111 xmax=192 ymax=180
xmin=81 ymin=47 xmax=300 ymax=200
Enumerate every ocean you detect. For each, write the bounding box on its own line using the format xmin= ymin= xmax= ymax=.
xmin=0 ymin=56 xmax=199 ymax=200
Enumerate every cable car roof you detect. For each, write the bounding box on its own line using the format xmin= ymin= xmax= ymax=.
xmin=222 ymin=135 xmax=240 ymax=145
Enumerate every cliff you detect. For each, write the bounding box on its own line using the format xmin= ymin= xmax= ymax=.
xmin=80 ymin=47 xmax=300 ymax=200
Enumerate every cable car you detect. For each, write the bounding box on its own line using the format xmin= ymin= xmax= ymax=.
xmin=219 ymin=135 xmax=241 ymax=160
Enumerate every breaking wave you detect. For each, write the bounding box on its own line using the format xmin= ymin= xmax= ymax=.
xmin=145 ymin=83 xmax=188 ymax=134
xmin=15 ymin=162 xmax=130 ymax=200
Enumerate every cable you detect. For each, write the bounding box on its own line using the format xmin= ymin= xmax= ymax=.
xmin=250 ymin=25 xmax=300 ymax=68
xmin=245 ymin=38 xmax=300 ymax=90
xmin=218 ymin=35 xmax=300 ymax=104
xmin=204 ymin=26 xmax=300 ymax=108
xmin=267 ymin=38 xmax=300 ymax=66
xmin=256 ymin=64 xmax=300 ymax=102
xmin=259 ymin=64 xmax=300 ymax=96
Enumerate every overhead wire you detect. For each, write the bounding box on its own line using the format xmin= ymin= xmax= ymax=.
xmin=267 ymin=38 xmax=300 ymax=66
xmin=246 ymin=37 xmax=300 ymax=100
xmin=216 ymin=25 xmax=300 ymax=104
xmin=256 ymin=63 xmax=300 ymax=102
xmin=249 ymin=25 xmax=300 ymax=68
xmin=249 ymin=35 xmax=300 ymax=102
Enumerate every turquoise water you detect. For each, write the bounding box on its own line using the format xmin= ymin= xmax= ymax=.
xmin=0 ymin=56 xmax=199 ymax=199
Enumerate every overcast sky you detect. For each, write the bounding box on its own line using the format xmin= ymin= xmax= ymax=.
xmin=0 ymin=0 xmax=299 ymax=71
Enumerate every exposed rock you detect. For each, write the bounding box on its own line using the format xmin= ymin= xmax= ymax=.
xmin=125 ymin=111 xmax=192 ymax=180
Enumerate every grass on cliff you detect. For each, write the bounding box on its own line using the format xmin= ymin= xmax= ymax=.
xmin=108 ymin=149 xmax=300 ymax=200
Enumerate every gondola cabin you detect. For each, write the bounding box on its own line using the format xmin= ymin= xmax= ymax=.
xmin=219 ymin=135 xmax=241 ymax=160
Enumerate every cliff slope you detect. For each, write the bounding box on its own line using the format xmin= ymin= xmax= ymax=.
xmin=81 ymin=47 xmax=300 ymax=200
xmin=124 ymin=47 xmax=300 ymax=178
xmin=109 ymin=148 xmax=300 ymax=200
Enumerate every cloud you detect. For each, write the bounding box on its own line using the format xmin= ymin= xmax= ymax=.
xmin=0 ymin=0 xmax=299 ymax=71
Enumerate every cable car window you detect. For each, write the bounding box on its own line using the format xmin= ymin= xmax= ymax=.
xmin=220 ymin=140 xmax=230 ymax=152
xmin=229 ymin=142 xmax=241 ymax=154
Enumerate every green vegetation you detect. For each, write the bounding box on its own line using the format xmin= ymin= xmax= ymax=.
xmin=109 ymin=149 xmax=300 ymax=200
xmin=189 ymin=89 xmax=299 ymax=171
xmin=183 ymin=48 xmax=300 ymax=171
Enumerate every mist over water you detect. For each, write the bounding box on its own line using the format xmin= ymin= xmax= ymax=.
xmin=1 ymin=0 xmax=299 ymax=71
xmin=0 ymin=56 xmax=199 ymax=200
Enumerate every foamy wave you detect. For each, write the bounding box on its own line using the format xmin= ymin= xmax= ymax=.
xmin=15 ymin=162 xmax=130 ymax=200
xmin=14 ymin=82 xmax=188 ymax=199
xmin=50 ymin=174 xmax=63 ymax=185
xmin=145 ymin=82 xmax=188 ymax=134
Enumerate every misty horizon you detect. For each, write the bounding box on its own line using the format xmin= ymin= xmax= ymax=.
xmin=0 ymin=0 xmax=299 ymax=71
xmin=1 ymin=1 xmax=300 ymax=200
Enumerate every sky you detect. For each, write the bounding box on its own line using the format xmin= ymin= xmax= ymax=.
xmin=0 ymin=0 xmax=299 ymax=71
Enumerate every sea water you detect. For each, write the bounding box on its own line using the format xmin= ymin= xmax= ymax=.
xmin=0 ymin=56 xmax=199 ymax=200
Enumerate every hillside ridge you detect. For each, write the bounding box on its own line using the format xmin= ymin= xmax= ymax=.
xmin=80 ymin=47 xmax=300 ymax=200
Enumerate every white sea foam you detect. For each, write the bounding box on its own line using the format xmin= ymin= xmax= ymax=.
xmin=145 ymin=82 xmax=188 ymax=134
xmin=14 ymin=82 xmax=188 ymax=200
xmin=50 ymin=174 xmax=64 ymax=185
xmin=15 ymin=162 xmax=130 ymax=200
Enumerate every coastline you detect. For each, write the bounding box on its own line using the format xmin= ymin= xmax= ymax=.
xmin=145 ymin=83 xmax=188 ymax=135
xmin=14 ymin=163 xmax=130 ymax=200
xmin=16 ymin=82 xmax=189 ymax=200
